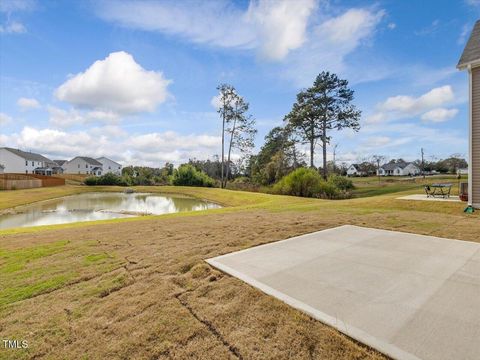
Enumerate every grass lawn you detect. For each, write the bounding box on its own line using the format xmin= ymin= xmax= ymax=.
xmin=0 ymin=184 xmax=478 ymax=359
xmin=351 ymin=174 xmax=466 ymax=197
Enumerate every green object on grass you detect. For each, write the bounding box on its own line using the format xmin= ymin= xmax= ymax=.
xmin=464 ymin=206 xmax=475 ymax=214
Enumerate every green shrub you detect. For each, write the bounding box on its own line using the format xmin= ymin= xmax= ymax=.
xmin=84 ymin=177 xmax=98 ymax=186
xmin=172 ymin=164 xmax=215 ymax=187
xmin=84 ymin=173 xmax=129 ymax=186
xmin=272 ymin=168 xmax=351 ymax=199
xmin=273 ymin=168 xmax=324 ymax=198
xmin=328 ymin=175 xmax=354 ymax=191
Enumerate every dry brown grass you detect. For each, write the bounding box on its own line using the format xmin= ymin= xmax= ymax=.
xmin=0 ymin=186 xmax=478 ymax=359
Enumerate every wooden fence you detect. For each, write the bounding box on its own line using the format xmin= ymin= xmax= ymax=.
xmin=0 ymin=174 xmax=65 ymax=190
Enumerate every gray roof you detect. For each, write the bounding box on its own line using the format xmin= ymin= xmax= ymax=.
xmin=1 ymin=147 xmax=53 ymax=162
xmin=97 ymin=157 xmax=121 ymax=166
xmin=458 ymin=20 xmax=480 ymax=69
xmin=381 ymin=161 xmax=409 ymax=171
xmin=73 ymin=156 xmax=103 ymax=166
xmin=54 ymin=160 xmax=67 ymax=166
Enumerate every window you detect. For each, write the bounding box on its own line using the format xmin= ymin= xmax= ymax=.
xmin=25 ymin=160 xmax=28 ymax=166
xmin=32 ymin=161 xmax=34 ymax=166
xmin=78 ymin=164 xmax=80 ymax=168
xmin=86 ymin=164 xmax=88 ymax=168
xmin=25 ymin=170 xmax=28 ymax=174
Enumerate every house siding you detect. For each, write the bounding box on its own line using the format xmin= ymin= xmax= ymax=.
xmin=472 ymin=66 xmax=480 ymax=207
xmin=63 ymin=158 xmax=103 ymax=175
xmin=0 ymin=149 xmax=45 ymax=174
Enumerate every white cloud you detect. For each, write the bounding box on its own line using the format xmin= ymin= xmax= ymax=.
xmin=368 ymin=85 xmax=455 ymax=123
xmin=210 ymin=94 xmax=222 ymax=110
xmin=245 ymin=0 xmax=316 ymax=60
xmin=0 ymin=112 xmax=12 ymax=125
xmin=55 ymin=51 xmax=171 ymax=115
xmin=47 ymin=106 xmax=120 ymax=128
xmin=387 ymin=22 xmax=396 ymax=30
xmin=3 ymin=126 xmax=221 ymax=166
xmin=0 ymin=21 xmax=26 ymax=33
xmin=17 ymin=97 xmax=40 ymax=110
xmin=96 ymin=0 xmax=316 ymax=61
xmin=282 ymin=8 xmax=385 ymax=86
xmin=0 ymin=0 xmax=34 ymax=34
xmin=0 ymin=0 xmax=35 ymax=13
xmin=421 ymin=108 xmax=458 ymax=123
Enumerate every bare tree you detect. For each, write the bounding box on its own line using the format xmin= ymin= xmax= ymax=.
xmin=224 ymin=91 xmax=256 ymax=188
xmin=372 ymin=155 xmax=386 ymax=181
xmin=216 ymin=84 xmax=235 ymax=188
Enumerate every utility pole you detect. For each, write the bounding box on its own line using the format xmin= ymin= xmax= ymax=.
xmin=421 ymin=148 xmax=425 ymax=179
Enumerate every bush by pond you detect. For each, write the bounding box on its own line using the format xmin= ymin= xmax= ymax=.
xmin=171 ymin=164 xmax=215 ymax=187
xmin=272 ymin=168 xmax=353 ymax=199
xmin=85 ymin=173 xmax=130 ymax=186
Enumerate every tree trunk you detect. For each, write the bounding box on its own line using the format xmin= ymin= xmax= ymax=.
xmin=225 ymin=116 xmax=237 ymax=188
xmin=322 ymin=121 xmax=327 ymax=180
xmin=221 ymin=100 xmax=225 ymax=188
xmin=310 ymin=123 xmax=315 ymax=168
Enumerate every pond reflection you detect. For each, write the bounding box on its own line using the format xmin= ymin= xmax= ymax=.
xmin=0 ymin=192 xmax=221 ymax=229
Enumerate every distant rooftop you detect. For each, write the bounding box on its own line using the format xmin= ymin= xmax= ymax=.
xmin=1 ymin=147 xmax=53 ymax=162
xmin=458 ymin=20 xmax=480 ymax=69
xmin=73 ymin=156 xmax=103 ymax=166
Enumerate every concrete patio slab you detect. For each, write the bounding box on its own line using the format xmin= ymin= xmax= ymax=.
xmin=206 ymin=225 xmax=480 ymax=360
xmin=397 ymin=194 xmax=461 ymax=202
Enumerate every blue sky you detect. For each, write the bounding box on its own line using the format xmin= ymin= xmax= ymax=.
xmin=0 ymin=0 xmax=479 ymax=167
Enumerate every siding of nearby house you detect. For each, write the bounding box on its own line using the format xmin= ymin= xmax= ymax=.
xmin=0 ymin=148 xmax=41 ymax=173
xmin=63 ymin=157 xmax=103 ymax=175
xmin=403 ymin=164 xmax=420 ymax=176
xmin=97 ymin=157 xmax=122 ymax=175
xmin=472 ymin=66 xmax=480 ymax=207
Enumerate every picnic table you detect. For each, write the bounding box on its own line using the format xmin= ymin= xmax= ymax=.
xmin=424 ymin=183 xmax=452 ymax=198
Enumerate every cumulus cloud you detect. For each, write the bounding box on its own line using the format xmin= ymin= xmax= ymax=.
xmin=245 ymin=0 xmax=316 ymax=60
xmin=0 ymin=112 xmax=12 ymax=125
xmin=55 ymin=51 xmax=171 ymax=115
xmin=421 ymin=108 xmax=458 ymax=123
xmin=96 ymin=0 xmax=316 ymax=61
xmin=3 ymin=126 xmax=221 ymax=166
xmin=17 ymin=97 xmax=40 ymax=110
xmin=367 ymin=85 xmax=455 ymax=123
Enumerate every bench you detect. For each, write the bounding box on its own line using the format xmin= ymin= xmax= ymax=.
xmin=424 ymin=183 xmax=452 ymax=199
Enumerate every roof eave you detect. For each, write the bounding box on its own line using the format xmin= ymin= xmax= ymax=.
xmin=457 ymin=60 xmax=480 ymax=71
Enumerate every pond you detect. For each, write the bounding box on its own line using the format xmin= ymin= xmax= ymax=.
xmin=0 ymin=192 xmax=221 ymax=230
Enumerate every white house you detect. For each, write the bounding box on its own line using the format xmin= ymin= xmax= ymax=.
xmin=63 ymin=157 xmax=103 ymax=176
xmin=458 ymin=20 xmax=480 ymax=209
xmin=97 ymin=157 xmax=122 ymax=175
xmin=0 ymin=147 xmax=57 ymax=175
xmin=377 ymin=161 xmax=421 ymax=176
xmin=346 ymin=164 xmax=365 ymax=177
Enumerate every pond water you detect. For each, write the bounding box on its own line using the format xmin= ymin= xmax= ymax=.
xmin=0 ymin=192 xmax=221 ymax=230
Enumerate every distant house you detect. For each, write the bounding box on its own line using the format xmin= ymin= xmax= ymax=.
xmin=52 ymin=160 xmax=67 ymax=174
xmin=63 ymin=157 xmax=103 ymax=176
xmin=457 ymin=168 xmax=469 ymax=175
xmin=0 ymin=147 xmax=57 ymax=175
xmin=346 ymin=164 xmax=365 ymax=177
xmin=377 ymin=161 xmax=421 ymax=176
xmin=97 ymin=157 xmax=122 ymax=175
